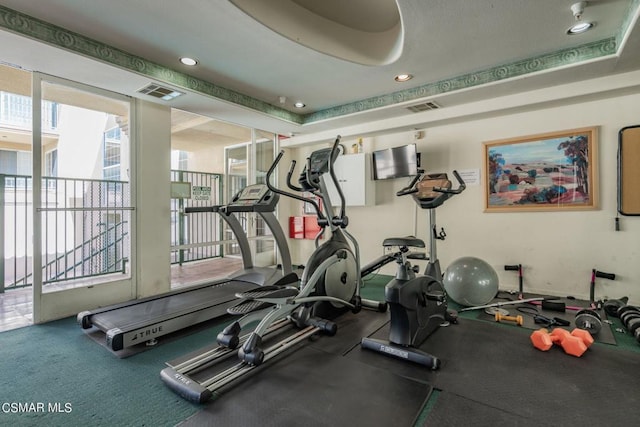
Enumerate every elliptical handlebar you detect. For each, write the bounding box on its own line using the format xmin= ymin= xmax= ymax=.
xmin=304 ymin=157 xmax=318 ymax=190
xmin=286 ymin=160 xmax=305 ymax=193
xmin=327 ymin=136 xmax=346 ymax=220
xmin=264 ymin=136 xmax=346 ymax=224
xmin=266 ymin=149 xmax=326 ymax=220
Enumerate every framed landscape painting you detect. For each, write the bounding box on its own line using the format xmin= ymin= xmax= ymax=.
xmin=483 ymin=127 xmax=598 ymax=212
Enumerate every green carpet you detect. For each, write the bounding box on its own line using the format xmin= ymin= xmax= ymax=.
xmin=0 ymin=316 xmax=220 ymax=427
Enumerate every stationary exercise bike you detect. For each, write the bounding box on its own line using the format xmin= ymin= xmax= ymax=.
xmin=361 ymin=171 xmax=465 ymax=369
xmin=216 ymin=136 xmax=382 ymax=366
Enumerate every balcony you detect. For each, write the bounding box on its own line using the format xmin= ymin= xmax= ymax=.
xmin=0 ymin=91 xmax=59 ymax=133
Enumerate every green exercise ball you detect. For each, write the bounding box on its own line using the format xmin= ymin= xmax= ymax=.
xmin=443 ymin=257 xmax=499 ymax=307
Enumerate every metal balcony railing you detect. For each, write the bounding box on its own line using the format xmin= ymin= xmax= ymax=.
xmin=1 ymin=174 xmax=131 ymax=292
xmin=170 ymin=170 xmax=223 ymax=265
xmin=1 ymin=170 xmax=226 ymax=292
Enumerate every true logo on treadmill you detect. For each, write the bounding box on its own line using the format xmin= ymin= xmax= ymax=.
xmin=131 ymin=325 xmax=164 ymax=341
xmin=174 ymin=373 xmax=192 ymax=385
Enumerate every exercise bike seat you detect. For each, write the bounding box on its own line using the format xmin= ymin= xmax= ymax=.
xmin=383 ymin=237 xmax=425 ymax=248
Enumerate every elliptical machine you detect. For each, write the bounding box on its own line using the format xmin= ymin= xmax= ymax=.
xmin=160 ymin=138 xmax=385 ymax=402
xmin=216 ymin=136 xmax=382 ymax=366
xmin=361 ymin=171 xmax=465 ymax=369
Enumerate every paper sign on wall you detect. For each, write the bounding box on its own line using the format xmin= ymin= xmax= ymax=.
xmin=456 ymin=169 xmax=480 ymax=186
xmin=192 ymin=186 xmax=211 ymax=201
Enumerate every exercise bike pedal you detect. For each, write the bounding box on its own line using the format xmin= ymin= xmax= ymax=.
xmin=235 ymin=285 xmax=299 ymax=300
xmin=425 ymin=290 xmax=446 ymax=302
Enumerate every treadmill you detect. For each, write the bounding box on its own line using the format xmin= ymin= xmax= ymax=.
xmin=77 ymin=184 xmax=296 ymax=351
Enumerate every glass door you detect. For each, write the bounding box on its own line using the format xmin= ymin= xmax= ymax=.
xmin=253 ymin=131 xmax=276 ymax=267
xmin=32 ymin=73 xmax=134 ymax=323
xmin=224 ymin=132 xmax=276 ymax=268
xmin=224 ymin=143 xmax=248 ymax=259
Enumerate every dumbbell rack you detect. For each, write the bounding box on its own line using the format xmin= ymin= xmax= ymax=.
xmin=616 ymin=305 xmax=640 ymax=344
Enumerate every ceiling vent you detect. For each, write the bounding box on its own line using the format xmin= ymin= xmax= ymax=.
xmin=137 ymin=83 xmax=184 ymax=101
xmin=406 ymin=101 xmax=440 ymax=113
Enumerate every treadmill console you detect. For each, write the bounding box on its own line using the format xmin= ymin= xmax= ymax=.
xmin=226 ymin=184 xmax=279 ymax=213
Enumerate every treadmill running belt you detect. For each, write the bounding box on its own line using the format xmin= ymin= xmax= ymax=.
xmin=90 ymin=280 xmax=256 ymax=330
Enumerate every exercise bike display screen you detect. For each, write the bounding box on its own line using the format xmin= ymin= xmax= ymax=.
xmin=372 ymin=143 xmax=418 ymax=180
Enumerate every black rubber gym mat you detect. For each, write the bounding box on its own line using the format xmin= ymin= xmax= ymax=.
xmin=349 ymin=318 xmax=640 ymax=425
xmin=178 ymin=345 xmax=432 ymax=427
xmin=423 ymin=391 xmax=541 ymax=427
xmin=308 ymin=308 xmax=390 ymax=356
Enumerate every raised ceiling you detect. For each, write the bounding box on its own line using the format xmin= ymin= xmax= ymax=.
xmin=231 ymin=0 xmax=403 ymax=65
xmin=0 ymin=0 xmax=639 ymax=143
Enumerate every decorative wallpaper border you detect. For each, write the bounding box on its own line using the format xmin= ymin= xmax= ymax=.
xmin=0 ymin=5 xmax=303 ymax=124
xmin=618 ymin=0 xmax=640 ymax=45
xmin=0 ymin=3 xmax=636 ymax=125
xmin=303 ymin=38 xmax=617 ymax=123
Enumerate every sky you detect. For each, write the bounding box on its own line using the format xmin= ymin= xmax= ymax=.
xmin=489 ymin=136 xmax=579 ymax=165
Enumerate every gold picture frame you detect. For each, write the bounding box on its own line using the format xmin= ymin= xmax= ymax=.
xmin=482 ymin=127 xmax=599 ymax=212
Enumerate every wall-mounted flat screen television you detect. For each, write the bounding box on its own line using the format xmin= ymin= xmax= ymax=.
xmin=372 ymin=143 xmax=418 ymax=180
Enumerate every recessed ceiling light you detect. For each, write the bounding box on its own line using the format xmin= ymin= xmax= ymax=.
xmin=394 ymin=74 xmax=413 ymax=82
xmin=294 ymin=101 xmax=306 ymax=108
xmin=567 ymin=2 xmax=594 ymax=35
xmin=567 ymin=21 xmax=594 ymax=35
xmin=179 ymin=57 xmax=198 ymax=66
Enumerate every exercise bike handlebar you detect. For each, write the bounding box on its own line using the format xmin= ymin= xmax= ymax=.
xmin=420 ymin=170 xmax=465 ymax=208
xmin=433 ymin=170 xmax=466 ymax=195
xmin=397 ymin=170 xmax=466 ymax=210
xmin=397 ymin=170 xmax=466 ymax=198
xmin=396 ymin=172 xmax=423 ymax=197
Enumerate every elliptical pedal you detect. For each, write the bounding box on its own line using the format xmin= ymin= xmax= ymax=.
xmin=235 ymin=285 xmax=300 ymax=300
xmin=229 ymin=286 xmax=301 ymax=315
xmin=227 ymin=299 xmax=274 ymax=315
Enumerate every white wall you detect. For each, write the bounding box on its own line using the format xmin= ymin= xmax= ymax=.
xmin=134 ymin=99 xmax=172 ymax=297
xmin=284 ymin=92 xmax=640 ymax=305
